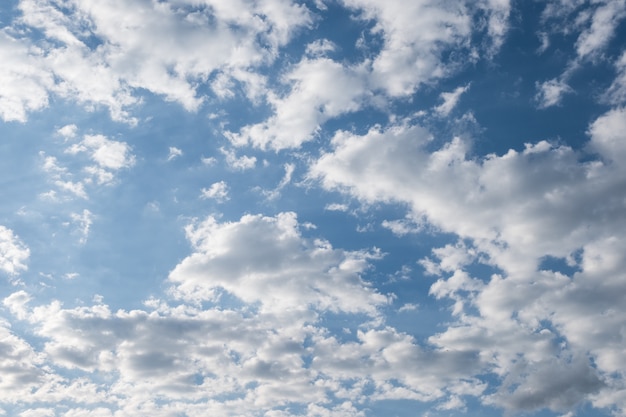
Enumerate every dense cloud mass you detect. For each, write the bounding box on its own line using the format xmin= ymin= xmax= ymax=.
xmin=1 ymin=0 xmax=626 ymax=416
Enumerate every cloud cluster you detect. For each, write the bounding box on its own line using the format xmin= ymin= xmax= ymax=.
xmin=536 ymin=0 xmax=626 ymax=107
xmin=41 ymin=127 xmax=135 ymax=201
xmin=309 ymin=106 xmax=626 ymax=412
xmin=1 ymin=0 xmax=313 ymax=123
xmin=229 ymin=0 xmax=511 ymax=150
xmin=2 ymin=1 xmax=626 ymax=416
xmin=0 ymin=213 xmax=478 ymax=416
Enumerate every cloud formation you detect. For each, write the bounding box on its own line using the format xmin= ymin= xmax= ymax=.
xmin=309 ymin=108 xmax=626 ymax=413
xmin=1 ymin=1 xmax=626 ymax=416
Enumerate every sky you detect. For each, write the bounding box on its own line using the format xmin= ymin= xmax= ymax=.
xmin=0 ymin=0 xmax=626 ymax=416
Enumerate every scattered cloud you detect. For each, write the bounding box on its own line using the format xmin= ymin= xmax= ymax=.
xmin=434 ymin=84 xmax=471 ymax=116
xmin=200 ymin=181 xmax=229 ymax=202
xmin=220 ymin=147 xmax=257 ymax=170
xmin=0 ymin=226 xmax=30 ymax=276
xmin=167 ymin=147 xmax=183 ymax=161
xmin=169 ymin=212 xmax=389 ymax=314
xmin=309 ymin=113 xmax=626 ymax=412
xmin=1 ymin=1 xmax=626 ymax=416
xmin=70 ymin=209 xmax=94 ymax=244
xmin=535 ymin=78 xmax=573 ymax=108
xmin=324 ymin=203 xmax=349 ymax=212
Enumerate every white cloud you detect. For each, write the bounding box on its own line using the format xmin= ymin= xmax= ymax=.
xmin=309 ymin=113 xmax=626 ymax=412
xmin=67 ymin=134 xmax=135 ymax=171
xmin=535 ymin=78 xmax=573 ymax=108
xmin=169 ymin=212 xmax=389 ymax=314
xmin=0 ymin=291 xmax=482 ymax=415
xmin=1 ymin=0 xmax=314 ymax=123
xmin=574 ymin=0 xmax=626 ymax=59
xmin=536 ymin=1 xmax=626 ymax=112
xmin=340 ymin=0 xmax=472 ymax=96
xmin=200 ymin=181 xmax=229 ymax=202
xmin=227 ymin=58 xmax=369 ymax=150
xmin=398 ymin=303 xmax=418 ymax=313
xmin=324 ymin=203 xmax=349 ymax=212
xmin=604 ymin=51 xmax=626 ymax=105
xmin=480 ymin=0 xmax=512 ymax=54
xmin=220 ymin=147 xmax=256 ymax=170
xmin=167 ymin=147 xmax=183 ymax=161
xmin=57 ymin=124 xmax=78 ymax=139
xmin=0 ymin=31 xmax=52 ymax=122
xmin=70 ymin=209 xmax=94 ymax=244
xmin=54 ymin=180 xmax=88 ymax=200
xmin=0 ymin=226 xmax=30 ymax=276
xmin=381 ymin=218 xmax=423 ymax=236
xmin=434 ymin=84 xmax=471 ymax=116
xmin=305 ymin=39 xmax=337 ymax=57
xmin=262 ymin=163 xmax=296 ymax=200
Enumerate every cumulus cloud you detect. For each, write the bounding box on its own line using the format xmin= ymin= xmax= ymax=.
xmin=200 ymin=181 xmax=229 ymax=202
xmin=66 ymin=134 xmax=134 ymax=171
xmin=227 ymin=58 xmax=369 ymax=150
xmin=0 ymin=31 xmax=53 ymax=123
xmin=381 ymin=217 xmax=424 ymax=236
xmin=309 ymin=111 xmax=626 ymax=412
xmin=220 ymin=147 xmax=256 ymax=170
xmin=0 ymin=0 xmax=314 ymax=123
xmin=169 ymin=212 xmax=389 ymax=314
xmin=0 ymin=212 xmax=488 ymax=416
xmin=227 ymin=0 xmax=513 ymax=150
xmin=340 ymin=0 xmax=471 ymax=96
xmin=65 ymin=134 xmax=135 ymax=185
xmin=57 ymin=124 xmax=78 ymax=139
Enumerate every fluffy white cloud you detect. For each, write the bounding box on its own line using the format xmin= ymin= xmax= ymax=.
xmin=0 ymin=31 xmax=52 ymax=122
xmin=200 ymin=181 xmax=229 ymax=202
xmin=1 ymin=0 xmax=313 ymax=123
xmin=228 ymin=0 xmax=513 ymax=150
xmin=340 ymin=0 xmax=472 ymax=96
xmin=65 ymin=134 xmax=135 ymax=185
xmin=309 ymin=110 xmax=626 ymax=412
xmin=0 ymin=210 xmax=478 ymax=415
xmin=228 ymin=58 xmax=369 ymax=150
xmin=0 ymin=226 xmax=30 ymax=276
xmin=169 ymin=212 xmax=389 ymax=314
xmin=66 ymin=134 xmax=134 ymax=171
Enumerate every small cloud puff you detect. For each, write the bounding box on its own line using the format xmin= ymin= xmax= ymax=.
xmin=220 ymin=147 xmax=256 ymax=170
xmin=535 ymin=78 xmax=573 ymax=108
xmin=434 ymin=84 xmax=470 ymax=116
xmin=200 ymin=181 xmax=229 ymax=202
xmin=66 ymin=134 xmax=135 ymax=171
xmin=167 ymin=147 xmax=183 ymax=161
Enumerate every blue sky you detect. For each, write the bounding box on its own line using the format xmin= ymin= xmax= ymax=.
xmin=1 ymin=1 xmax=626 ymax=416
